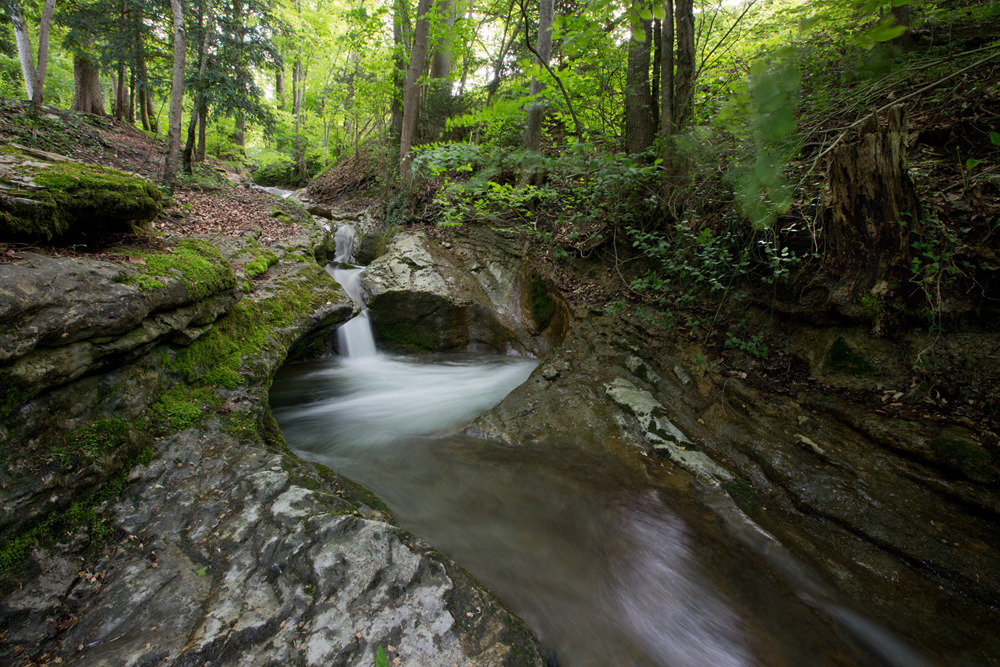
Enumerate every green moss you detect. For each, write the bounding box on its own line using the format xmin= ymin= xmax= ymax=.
xmin=528 ymin=272 xmax=554 ymax=330
xmin=930 ymin=438 xmax=998 ymax=483
xmin=151 ymin=385 xmax=222 ymax=430
xmin=723 ymin=477 xmax=761 ymax=513
xmin=114 ymin=272 xmax=166 ymax=293
xmin=824 ymin=337 xmax=873 ymax=375
xmin=376 ymin=323 xmax=438 ymax=352
xmin=138 ymin=238 xmax=238 ymax=301
xmin=224 ymin=412 xmax=261 ymax=441
xmin=269 ymin=208 xmax=296 ymax=225
xmin=170 ymin=262 xmax=338 ymax=389
xmin=234 ymin=239 xmax=280 ymax=279
xmin=0 ymin=158 xmax=162 ymax=241
xmin=52 ymin=418 xmax=132 ymax=465
xmin=0 ymin=444 xmax=153 ymax=574
xmin=0 ymin=384 xmax=35 ymax=421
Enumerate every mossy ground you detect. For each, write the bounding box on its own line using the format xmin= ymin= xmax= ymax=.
xmin=824 ymin=337 xmax=873 ymax=375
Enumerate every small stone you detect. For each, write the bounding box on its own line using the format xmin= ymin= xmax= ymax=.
xmin=542 ymin=367 xmax=560 ymax=381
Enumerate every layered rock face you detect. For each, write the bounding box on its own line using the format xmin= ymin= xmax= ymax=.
xmin=471 ymin=314 xmax=1000 ymax=666
xmin=361 ymin=229 xmax=570 ymax=356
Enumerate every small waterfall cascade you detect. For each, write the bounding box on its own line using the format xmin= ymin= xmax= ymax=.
xmin=328 ymin=224 xmax=377 ymax=358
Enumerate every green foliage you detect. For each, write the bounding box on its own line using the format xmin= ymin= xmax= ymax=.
xmin=724 ymin=320 xmax=770 ymax=359
xmin=824 ymin=337 xmax=872 ymax=374
xmin=375 ymin=645 xmax=390 ymax=667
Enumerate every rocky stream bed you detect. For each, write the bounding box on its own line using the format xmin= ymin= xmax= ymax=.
xmin=1 ymin=157 xmax=998 ymax=665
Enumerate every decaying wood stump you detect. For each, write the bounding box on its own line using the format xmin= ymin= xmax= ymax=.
xmin=826 ymin=106 xmax=920 ymax=278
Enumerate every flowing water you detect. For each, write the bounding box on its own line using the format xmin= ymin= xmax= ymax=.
xmin=271 ymin=261 xmax=933 ymax=667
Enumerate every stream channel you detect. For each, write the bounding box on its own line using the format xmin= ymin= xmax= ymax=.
xmin=269 ymin=233 xmax=934 ymax=667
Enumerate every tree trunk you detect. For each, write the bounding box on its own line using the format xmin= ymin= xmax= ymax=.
xmin=128 ymin=68 xmax=136 ymax=124
xmin=234 ymin=113 xmax=246 ymax=153
xmin=827 ymin=107 xmax=919 ymax=278
xmin=625 ymin=18 xmax=655 ymax=154
xmin=9 ymin=0 xmax=37 ymax=101
xmin=163 ymin=0 xmax=186 ymax=196
xmin=276 ymin=70 xmax=286 ymax=110
xmin=427 ymin=0 xmax=455 ymax=138
xmin=183 ymin=0 xmax=213 ymax=174
xmin=115 ymin=64 xmax=126 ymax=120
xmin=197 ymin=101 xmax=207 ymax=162
xmin=71 ymin=55 xmax=106 ymax=114
xmin=659 ymin=0 xmax=674 ymax=138
xmin=390 ymin=0 xmax=407 ymax=140
xmin=523 ymin=0 xmax=553 ymax=157
xmin=32 ymin=0 xmax=55 ymax=106
xmin=399 ymin=0 xmax=434 ymax=180
xmin=673 ymin=0 xmax=695 ymax=131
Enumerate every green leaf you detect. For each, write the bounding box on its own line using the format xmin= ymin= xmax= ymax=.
xmin=195 ymin=567 xmax=208 ymax=576
xmin=631 ymin=25 xmax=647 ymax=42
xmin=375 ymin=645 xmax=389 ymax=667
xmin=651 ymin=4 xmax=665 ymax=20
xmin=639 ymin=8 xmax=652 ymax=20
xmin=989 ymin=131 xmax=1000 ymax=147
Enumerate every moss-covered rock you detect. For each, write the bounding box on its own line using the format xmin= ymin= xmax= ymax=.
xmin=0 ymin=145 xmax=161 ymax=242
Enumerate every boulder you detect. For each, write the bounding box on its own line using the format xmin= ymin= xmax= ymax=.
xmin=0 ymin=144 xmax=161 ymax=242
xmin=360 ymin=229 xmax=570 ymax=355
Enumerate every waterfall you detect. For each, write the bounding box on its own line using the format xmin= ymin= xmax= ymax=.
xmin=333 ymin=224 xmax=355 ymax=264
xmin=327 ymin=257 xmax=377 ymax=359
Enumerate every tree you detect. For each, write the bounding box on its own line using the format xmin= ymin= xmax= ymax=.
xmin=625 ymin=14 xmax=654 ymax=153
xmin=522 ymin=0 xmax=552 ymax=160
xmin=163 ymin=0 xmax=185 ymax=195
xmin=8 ymin=0 xmax=56 ymax=106
xmin=399 ymin=0 xmax=433 ymax=180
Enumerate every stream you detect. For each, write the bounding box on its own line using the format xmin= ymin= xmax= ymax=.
xmin=270 ymin=247 xmax=933 ymax=667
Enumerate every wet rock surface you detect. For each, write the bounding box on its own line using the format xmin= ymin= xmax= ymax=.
xmin=472 ymin=314 xmax=1000 ymax=666
xmin=361 ymin=228 xmax=569 ymax=355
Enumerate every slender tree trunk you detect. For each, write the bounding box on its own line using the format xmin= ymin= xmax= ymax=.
xmin=399 ymin=0 xmax=434 ymax=180
xmin=523 ymin=0 xmax=553 ymax=156
xmin=183 ymin=0 xmax=213 ymax=173
xmin=115 ymin=64 xmax=126 ymax=120
xmin=276 ymin=71 xmax=285 ymax=111
xmin=197 ymin=102 xmax=207 ymax=161
xmin=128 ymin=68 xmax=136 ymax=123
xmin=163 ymin=0 xmax=186 ymax=196
xmin=9 ymin=0 xmax=37 ymax=101
xmin=390 ymin=0 xmax=408 ymax=140
xmin=71 ymin=55 xmax=106 ymax=114
xmin=234 ymin=113 xmax=246 ymax=153
xmin=427 ymin=0 xmax=455 ymax=138
xmin=659 ymin=1 xmax=674 ymax=138
xmin=32 ymin=0 xmax=55 ymax=106
xmin=625 ymin=18 xmax=655 ymax=154
xmin=673 ymin=0 xmax=696 ymax=131
xmin=651 ymin=18 xmax=660 ymax=120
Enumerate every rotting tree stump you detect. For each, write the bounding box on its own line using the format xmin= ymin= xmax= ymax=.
xmin=824 ymin=106 xmax=921 ymax=321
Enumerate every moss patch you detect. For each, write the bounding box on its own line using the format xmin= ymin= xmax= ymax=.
xmin=724 ymin=477 xmax=762 ymax=513
xmin=0 ymin=384 xmax=35 ymax=421
xmin=170 ymin=262 xmax=339 ymax=389
xmin=234 ymin=239 xmax=280 ymax=279
xmin=930 ymin=438 xmax=998 ymax=483
xmin=824 ymin=337 xmax=873 ymax=375
xmin=136 ymin=238 xmax=238 ymax=301
xmin=0 ymin=156 xmax=161 ymax=241
xmin=527 ymin=272 xmax=554 ymax=331
xmin=0 ymin=445 xmax=153 ymax=575
xmin=151 ymin=384 xmax=223 ymax=430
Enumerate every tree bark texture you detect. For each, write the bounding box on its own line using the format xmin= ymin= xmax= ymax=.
xmin=673 ymin=0 xmax=695 ymax=131
xmin=399 ymin=0 xmax=434 ymax=180
xmin=33 ymin=0 xmax=55 ymax=106
xmin=658 ymin=0 xmax=674 ymax=138
xmin=826 ymin=107 xmax=919 ymax=277
xmin=523 ymin=0 xmax=553 ymax=156
xmin=163 ymin=0 xmax=186 ymax=195
xmin=71 ymin=55 xmax=106 ymax=114
xmin=390 ymin=0 xmax=406 ymax=140
xmin=9 ymin=0 xmax=37 ymax=101
xmin=625 ymin=19 xmax=655 ymax=154
xmin=427 ymin=0 xmax=455 ymax=137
